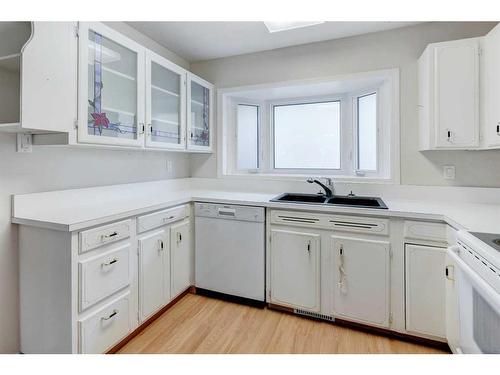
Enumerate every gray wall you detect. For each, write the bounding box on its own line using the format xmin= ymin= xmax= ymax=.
xmin=0 ymin=22 xmax=191 ymax=353
xmin=190 ymin=22 xmax=500 ymax=187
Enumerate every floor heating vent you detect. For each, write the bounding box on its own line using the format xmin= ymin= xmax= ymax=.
xmin=294 ymin=309 xmax=335 ymax=322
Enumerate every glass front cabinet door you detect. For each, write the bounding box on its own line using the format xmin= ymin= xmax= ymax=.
xmin=78 ymin=22 xmax=145 ymax=147
xmin=187 ymin=73 xmax=214 ymax=152
xmin=145 ymin=51 xmax=186 ymax=149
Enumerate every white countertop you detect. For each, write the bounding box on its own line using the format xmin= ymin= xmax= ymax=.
xmin=11 ymin=179 xmax=500 ymax=233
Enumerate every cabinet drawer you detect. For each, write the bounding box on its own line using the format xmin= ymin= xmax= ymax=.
xmin=270 ymin=210 xmax=388 ymax=235
xmin=270 ymin=210 xmax=323 ymax=227
xmin=79 ymin=244 xmax=131 ymax=311
xmin=137 ymin=204 xmax=188 ymax=233
xmin=327 ymin=215 xmax=389 ymax=235
xmin=79 ymin=219 xmax=132 ymax=254
xmin=78 ymin=292 xmax=132 ymax=354
xmin=404 ymin=220 xmax=447 ymax=243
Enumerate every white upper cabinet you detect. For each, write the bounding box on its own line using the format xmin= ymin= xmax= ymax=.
xmin=77 ymin=23 xmax=213 ymax=152
xmin=419 ymin=38 xmax=480 ymax=150
xmin=78 ymin=22 xmax=146 ymax=147
xmin=146 ymin=51 xmax=187 ymax=150
xmin=0 ymin=22 xmax=77 ymax=134
xmin=483 ymin=23 xmax=500 ymax=148
xmin=6 ymin=21 xmax=214 ymax=152
xmin=187 ymin=73 xmax=214 ymax=152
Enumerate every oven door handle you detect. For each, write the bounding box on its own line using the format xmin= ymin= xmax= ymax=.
xmin=447 ymin=246 xmax=500 ymax=314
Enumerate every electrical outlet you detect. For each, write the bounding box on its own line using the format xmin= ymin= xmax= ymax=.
xmin=443 ymin=165 xmax=455 ymax=180
xmin=16 ymin=133 xmax=32 ymax=153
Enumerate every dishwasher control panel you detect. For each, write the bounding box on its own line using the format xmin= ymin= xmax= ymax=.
xmin=195 ymin=202 xmax=265 ymax=222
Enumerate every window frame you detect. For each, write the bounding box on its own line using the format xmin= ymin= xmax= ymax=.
xmin=235 ymin=102 xmax=261 ymax=172
xmin=352 ymin=90 xmax=380 ymax=175
xmin=217 ymin=68 xmax=400 ymax=184
xmin=268 ymin=94 xmax=351 ymax=176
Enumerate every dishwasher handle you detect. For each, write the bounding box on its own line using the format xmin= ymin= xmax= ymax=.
xmin=217 ymin=208 xmax=236 ymax=217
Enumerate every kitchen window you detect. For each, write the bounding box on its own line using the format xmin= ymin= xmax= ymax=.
xmin=223 ymin=69 xmax=399 ymax=182
xmin=356 ymin=92 xmax=378 ymax=172
xmin=273 ymin=101 xmax=341 ymax=170
xmin=236 ymin=104 xmax=260 ymax=171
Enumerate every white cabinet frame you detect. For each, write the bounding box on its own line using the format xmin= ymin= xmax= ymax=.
xmin=77 ymin=22 xmax=146 ymax=148
xmin=145 ymin=50 xmax=187 ymax=150
xmin=419 ymin=37 xmax=481 ymax=150
xmin=483 ymin=23 xmax=500 ymax=148
xmin=187 ymin=73 xmax=214 ymax=152
xmin=269 ymin=228 xmax=321 ymax=312
xmin=405 ymin=243 xmax=446 ymax=340
xmin=331 ymin=235 xmax=391 ymax=328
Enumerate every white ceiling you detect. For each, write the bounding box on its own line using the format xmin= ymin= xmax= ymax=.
xmin=128 ymin=21 xmax=421 ymax=62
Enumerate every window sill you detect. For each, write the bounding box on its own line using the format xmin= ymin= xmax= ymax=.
xmin=220 ymin=172 xmax=398 ymax=185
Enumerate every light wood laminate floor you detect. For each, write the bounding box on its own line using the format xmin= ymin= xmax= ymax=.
xmin=118 ymin=294 xmax=448 ymax=354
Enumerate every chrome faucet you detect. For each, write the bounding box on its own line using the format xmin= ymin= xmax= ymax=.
xmin=307 ymin=177 xmax=334 ymax=198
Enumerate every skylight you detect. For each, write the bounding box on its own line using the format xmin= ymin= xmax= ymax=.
xmin=263 ymin=21 xmax=325 ymax=33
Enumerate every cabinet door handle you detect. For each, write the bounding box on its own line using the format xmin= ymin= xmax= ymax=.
xmin=446 ymin=130 xmax=452 ymax=142
xmin=177 ymin=232 xmax=182 ymax=243
xmin=306 ymin=240 xmax=311 ymax=252
xmin=101 ymin=258 xmax=118 ymax=268
xmin=496 ymin=123 xmax=500 ymax=135
xmin=139 ymin=123 xmax=145 ymax=134
xmin=158 ymin=239 xmax=164 ymax=251
xmin=101 ymin=309 xmax=119 ymax=321
xmin=338 ymin=244 xmax=347 ymax=294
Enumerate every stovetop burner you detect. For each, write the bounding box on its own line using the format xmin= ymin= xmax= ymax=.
xmin=470 ymin=232 xmax=500 ymax=252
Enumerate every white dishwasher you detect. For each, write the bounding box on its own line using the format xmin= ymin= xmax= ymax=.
xmin=195 ymin=202 xmax=265 ymax=302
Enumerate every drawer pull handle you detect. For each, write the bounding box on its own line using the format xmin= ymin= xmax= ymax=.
xmin=102 ymin=258 xmax=118 ymax=268
xmin=162 ymin=216 xmax=175 ymax=222
xmin=101 ymin=231 xmax=118 ymax=241
xmin=101 ymin=309 xmax=118 ymax=321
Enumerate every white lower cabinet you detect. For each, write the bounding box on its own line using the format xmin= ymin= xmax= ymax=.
xmin=445 ymin=251 xmax=461 ymax=352
xmin=332 ymin=236 xmax=391 ymax=327
xmin=138 ymin=217 xmax=192 ymax=322
xmin=79 ymin=243 xmax=131 ymax=311
xmin=269 ymin=228 xmax=320 ymax=311
xmin=19 ymin=203 xmax=193 ymax=353
xmin=78 ymin=291 xmax=133 ymax=354
xmin=405 ymin=244 xmax=446 ymax=339
xmin=138 ymin=228 xmax=171 ymax=322
xmin=170 ymin=219 xmax=192 ymax=299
